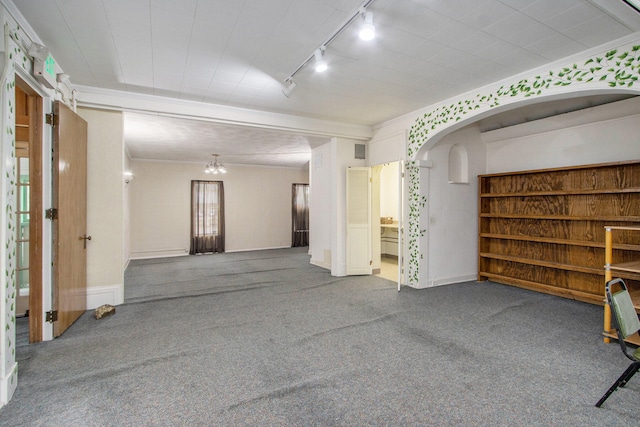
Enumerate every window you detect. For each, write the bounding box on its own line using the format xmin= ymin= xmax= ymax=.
xmin=190 ymin=180 xmax=225 ymax=254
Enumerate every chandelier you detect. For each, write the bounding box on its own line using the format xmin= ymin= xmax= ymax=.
xmin=204 ymin=154 xmax=227 ymax=174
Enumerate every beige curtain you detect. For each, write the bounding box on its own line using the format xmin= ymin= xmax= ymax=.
xmin=292 ymin=183 xmax=309 ymax=247
xmin=190 ymin=180 xmax=225 ymax=254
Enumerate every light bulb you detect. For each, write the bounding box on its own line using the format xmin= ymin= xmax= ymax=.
xmin=359 ymin=11 xmax=375 ymax=41
xmin=314 ymin=49 xmax=327 ymax=73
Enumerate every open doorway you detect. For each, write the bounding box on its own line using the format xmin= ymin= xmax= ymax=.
xmin=374 ymin=161 xmax=400 ymax=283
xmin=14 ymin=77 xmax=44 ymax=343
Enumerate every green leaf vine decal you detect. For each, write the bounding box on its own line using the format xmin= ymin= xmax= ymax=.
xmin=404 ymin=44 xmax=640 ymax=287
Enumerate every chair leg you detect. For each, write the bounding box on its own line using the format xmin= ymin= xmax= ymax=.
xmin=596 ymin=362 xmax=640 ymax=407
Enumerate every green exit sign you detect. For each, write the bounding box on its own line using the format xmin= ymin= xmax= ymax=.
xmin=33 ymin=53 xmax=57 ymax=89
xmin=45 ymin=55 xmax=56 ymax=79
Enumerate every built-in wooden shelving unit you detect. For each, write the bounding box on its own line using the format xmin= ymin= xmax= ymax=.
xmin=478 ymin=160 xmax=640 ymax=308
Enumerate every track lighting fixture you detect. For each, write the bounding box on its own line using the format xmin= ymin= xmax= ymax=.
xmin=314 ymin=49 xmax=328 ymax=73
xmin=282 ymin=79 xmax=297 ymax=98
xmin=281 ymin=0 xmax=375 ymax=97
xmin=359 ymin=10 xmax=375 ymax=41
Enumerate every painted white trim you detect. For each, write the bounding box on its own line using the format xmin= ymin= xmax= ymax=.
xmin=0 ymin=361 xmax=17 ymax=405
xmin=130 ymin=251 xmax=189 ymax=260
xmin=427 ymin=274 xmax=478 ymax=289
xmin=310 ymin=259 xmax=331 ymax=270
xmin=86 ymin=284 xmax=124 ymax=310
xmin=75 ymin=85 xmax=373 ymax=141
xmin=226 ymin=245 xmax=293 ymax=253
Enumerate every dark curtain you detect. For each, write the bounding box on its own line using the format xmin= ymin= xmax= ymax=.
xmin=190 ymin=180 xmax=225 ymax=254
xmin=292 ymin=183 xmax=309 ymax=247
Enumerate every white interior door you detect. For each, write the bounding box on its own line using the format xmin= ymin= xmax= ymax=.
xmin=346 ymin=167 xmax=371 ymax=275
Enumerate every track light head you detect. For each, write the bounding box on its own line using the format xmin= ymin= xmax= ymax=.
xmin=314 ymin=48 xmax=328 ymax=73
xmin=359 ymin=10 xmax=375 ymax=41
xmin=282 ymin=79 xmax=297 ymax=98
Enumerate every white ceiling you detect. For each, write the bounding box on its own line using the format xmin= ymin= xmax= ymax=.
xmin=8 ymin=0 xmax=640 ymax=167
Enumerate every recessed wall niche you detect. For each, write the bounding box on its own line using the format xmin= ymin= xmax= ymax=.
xmin=448 ymin=143 xmax=468 ymax=184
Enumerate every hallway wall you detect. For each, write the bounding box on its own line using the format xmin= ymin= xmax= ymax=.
xmin=129 ymin=160 xmax=308 ymax=258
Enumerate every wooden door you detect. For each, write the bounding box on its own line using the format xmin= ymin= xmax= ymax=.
xmin=52 ymin=101 xmax=88 ymax=337
xmin=346 ymin=167 xmax=372 ymax=275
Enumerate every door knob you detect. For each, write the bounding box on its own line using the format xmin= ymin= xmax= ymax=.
xmin=80 ymin=234 xmax=92 ymax=249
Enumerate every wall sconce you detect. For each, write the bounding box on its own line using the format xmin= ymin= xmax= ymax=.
xmin=124 ymin=171 xmax=134 ymax=185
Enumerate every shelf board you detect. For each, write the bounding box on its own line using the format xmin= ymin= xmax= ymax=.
xmin=479 ymin=272 xmax=602 ymax=305
xmin=479 ymin=252 xmax=602 ymax=275
xmin=602 ymin=330 xmax=640 ymax=346
xmin=604 ymin=225 xmax=640 ymax=231
xmin=481 ymin=188 xmax=640 ymax=198
xmin=480 ymin=213 xmax=640 ymax=222
xmin=480 ymin=233 xmax=640 ymax=251
xmin=610 ymin=260 xmax=640 ymax=274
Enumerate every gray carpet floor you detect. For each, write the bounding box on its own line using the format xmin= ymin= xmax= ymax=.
xmin=2 ymin=247 xmax=638 ymax=426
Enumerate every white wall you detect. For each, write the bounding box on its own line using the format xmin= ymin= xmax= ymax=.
xmin=425 ymin=124 xmax=485 ymax=287
xmin=123 ymin=154 xmax=132 ymax=269
xmin=310 ymin=143 xmax=332 ymax=269
xmin=129 ymin=160 xmax=308 ymax=257
xmin=77 ymin=107 xmax=125 ymax=308
xmin=332 ymin=138 xmax=367 ymax=276
xmin=309 ymin=137 xmax=366 ymax=275
xmin=483 ymin=96 xmax=640 ymax=173
xmin=379 ymin=162 xmax=399 ymax=219
xmin=418 ymin=96 xmax=640 ymax=289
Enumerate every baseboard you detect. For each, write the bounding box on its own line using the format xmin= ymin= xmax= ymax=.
xmin=130 ymin=249 xmax=189 ymax=260
xmin=408 ymin=274 xmax=477 ymax=289
xmin=226 ymin=245 xmax=291 ymax=253
xmin=0 ymin=361 xmax=17 ymax=406
xmin=86 ymin=284 xmax=124 ymax=310
xmin=310 ymin=258 xmax=331 ymax=270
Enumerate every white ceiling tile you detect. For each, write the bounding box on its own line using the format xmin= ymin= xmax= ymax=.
xmin=524 ymin=32 xmax=580 ymax=59
xmin=11 ymin=0 xmax=640 ymax=166
xmin=150 ymin=8 xmax=193 ymax=50
xmin=150 ymin=0 xmax=198 ymax=17
xmin=564 ymin=14 xmax=633 ymax=47
xmin=521 ymin=0 xmax=584 ymax=23
xmin=455 ymin=0 xmax=521 ymax=29
xmin=544 ymin=3 xmax=603 ymax=33
xmin=450 ymin=29 xmax=501 ymax=55
xmin=495 ymin=0 xmax=532 ymax=10
xmin=232 ymin=85 xmax=262 ymax=97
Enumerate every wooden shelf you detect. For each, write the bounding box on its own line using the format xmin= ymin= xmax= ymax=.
xmin=480 ymin=213 xmax=640 ymax=222
xmin=478 ymin=160 xmax=640 ymax=316
xmin=481 ymin=233 xmax=640 ymax=251
xmin=610 ymin=260 xmax=640 ymax=273
xmin=480 ymin=188 xmax=640 ymax=198
xmin=480 ymin=252 xmax=602 ymax=275
xmin=602 ymin=330 xmax=640 ymax=346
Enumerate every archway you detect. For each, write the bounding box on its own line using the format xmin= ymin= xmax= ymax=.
xmin=405 ymin=39 xmax=640 ymax=288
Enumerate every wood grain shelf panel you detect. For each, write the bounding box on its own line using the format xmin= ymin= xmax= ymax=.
xmin=481 ymin=188 xmax=640 ymax=198
xmin=478 ymin=160 xmax=640 ymax=320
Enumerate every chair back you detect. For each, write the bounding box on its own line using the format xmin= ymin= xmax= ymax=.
xmin=607 ymin=278 xmax=640 ymax=339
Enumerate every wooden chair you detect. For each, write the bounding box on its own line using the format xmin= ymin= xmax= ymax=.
xmin=596 ymin=278 xmax=640 ymax=407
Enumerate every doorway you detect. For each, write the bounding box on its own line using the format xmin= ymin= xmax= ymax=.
xmin=14 ymin=78 xmax=44 ymax=343
xmin=374 ymin=162 xmax=401 ymax=283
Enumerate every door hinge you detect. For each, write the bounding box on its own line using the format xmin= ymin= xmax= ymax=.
xmin=45 ymin=208 xmax=58 ymax=220
xmin=46 ymin=310 xmax=58 ymax=323
xmin=45 ymin=113 xmax=57 ymax=126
